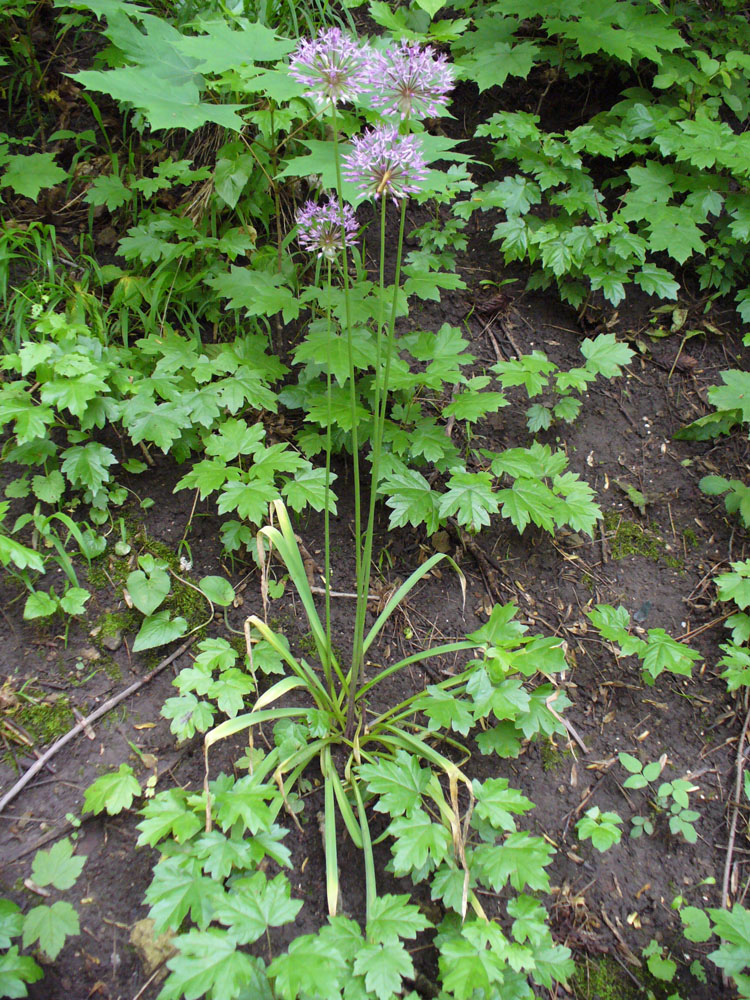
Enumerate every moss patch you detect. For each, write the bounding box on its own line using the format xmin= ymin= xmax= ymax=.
xmin=540 ymin=737 xmax=570 ymax=772
xmin=603 ymin=512 xmax=682 ymax=569
xmin=570 ymin=956 xmax=639 ymax=1000
xmin=16 ymin=697 xmax=74 ymax=746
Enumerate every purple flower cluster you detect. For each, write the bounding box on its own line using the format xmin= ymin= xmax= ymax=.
xmin=289 ymin=29 xmax=454 ymax=121
xmin=343 ymin=125 xmax=428 ymax=204
xmin=296 ymin=198 xmax=358 ymax=260
xmin=289 ymin=27 xmax=372 ymax=108
xmin=372 ymin=39 xmax=454 ymax=120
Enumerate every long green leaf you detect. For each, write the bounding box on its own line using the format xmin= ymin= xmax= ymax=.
xmin=205 ymin=706 xmax=307 ymax=752
xmin=249 ymin=616 xmax=334 ymax=713
xmin=362 ymin=553 xmax=465 ymax=656
xmin=259 ymin=502 xmax=331 ymax=668
xmin=322 ymin=747 xmax=339 ymax=917
xmin=356 ymin=640 xmax=478 ymax=700
xmin=328 ymin=762 xmax=363 ymax=849
xmin=254 ymin=675 xmax=308 ymax=712
xmin=351 ymin=775 xmax=376 ymax=923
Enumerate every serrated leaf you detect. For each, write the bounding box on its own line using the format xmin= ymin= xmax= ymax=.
xmin=207 ymin=267 xmax=300 ymax=323
xmin=2 ymin=153 xmax=67 ymax=200
xmin=438 ymin=471 xmax=499 ymax=531
xmin=580 ymin=333 xmax=633 ymax=377
xmin=137 ymin=788 xmax=202 ymax=847
xmin=146 ymin=856 xmax=224 ymax=934
xmin=160 ymin=929 xmax=268 ymax=1000
xmin=83 ymin=763 xmax=141 ymax=816
xmin=366 ymin=894 xmax=430 ymax=945
xmin=31 ymin=470 xmax=65 ymax=504
xmin=24 ymin=590 xmax=58 ymax=619
xmin=282 ymin=468 xmax=337 ymax=515
xmin=382 ymin=467 xmax=442 ymax=535
xmin=387 ymin=809 xmax=452 ymax=875
xmin=0 ymin=901 xmax=23 ymax=950
xmin=31 ymin=839 xmax=85 ymax=891
xmin=353 ymin=941 xmax=413 ymax=1000
xmin=213 ymin=872 xmax=301 ymax=944
xmin=359 ymin=751 xmax=430 ymax=818
xmin=641 ymin=628 xmax=700 ymax=681
xmin=22 ymin=901 xmax=79 ymax=960
xmin=60 ymin=442 xmax=116 ymax=493
xmin=0 ymin=945 xmax=42 ymax=996
xmin=472 ymin=832 xmax=553 ymax=892
xmin=59 ymin=587 xmax=90 ymax=615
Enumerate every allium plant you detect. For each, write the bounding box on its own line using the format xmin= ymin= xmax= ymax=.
xmin=289 ymin=27 xmax=375 ymax=107
xmin=343 ymin=124 xmax=428 ymax=204
xmin=371 ymin=38 xmax=455 ymax=120
xmin=192 ymin=27 xmax=574 ymax=1000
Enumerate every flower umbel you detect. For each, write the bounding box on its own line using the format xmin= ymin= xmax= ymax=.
xmin=296 ymin=199 xmax=358 ymax=260
xmin=342 ymin=125 xmax=428 ymax=204
xmin=289 ymin=28 xmax=374 ymax=108
xmin=372 ymin=40 xmax=454 ymax=120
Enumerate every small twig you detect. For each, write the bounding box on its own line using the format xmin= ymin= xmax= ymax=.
xmin=0 ymin=638 xmax=195 ymax=815
xmin=676 ymin=611 xmax=733 ymax=642
xmin=131 ymin=958 xmax=169 ymax=1000
xmin=722 ymin=701 xmax=750 ymax=910
xmin=546 ymin=695 xmax=589 ymax=755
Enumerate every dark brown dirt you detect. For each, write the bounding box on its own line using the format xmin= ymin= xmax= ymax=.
xmin=0 ymin=258 xmax=748 ymax=999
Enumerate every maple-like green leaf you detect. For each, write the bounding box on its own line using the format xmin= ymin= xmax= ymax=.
xmin=190 ymin=830 xmax=260 ymax=880
xmin=213 ymin=872 xmax=301 ymax=944
xmin=647 ymin=205 xmax=706 ymax=263
xmin=269 ymin=927 xmax=350 ymax=1000
xmin=0 ymin=945 xmax=42 ymax=996
xmin=22 ymin=901 xmax=79 ymax=960
xmin=174 ymin=18 xmax=294 ymax=71
xmin=1 ymin=153 xmax=68 ymax=200
xmin=145 ymin=856 xmax=224 ymax=933
xmin=217 ymin=478 xmax=280 ymax=525
xmin=136 ymin=788 xmax=202 ymax=847
xmin=497 ymin=478 xmax=556 ymax=534
xmin=387 ymin=809 xmax=452 ymax=875
xmin=160 ymin=930 xmax=269 ymax=1000
xmin=641 ymin=628 xmax=701 ymax=682
xmin=31 ymin=838 xmax=85 ymax=891
xmin=282 ymin=468 xmax=336 ymax=514
xmin=438 ymin=471 xmax=498 ymax=531
xmin=382 ymin=467 xmax=442 ymax=534
xmin=31 ymin=470 xmax=65 ymax=504
xmin=207 ymin=267 xmax=300 ymax=323
xmin=507 ymin=894 xmax=550 ymax=946
xmin=73 ymin=66 xmax=247 ymax=132
xmin=0 ymin=901 xmax=23 ymax=950
xmin=472 ymin=832 xmax=553 ymax=892
xmin=716 ymin=561 xmax=750 ymax=609
xmin=161 ymin=693 xmax=215 ymax=739
xmin=366 ymin=894 xmax=430 ymax=945
xmin=472 ymin=778 xmax=534 ymax=832
xmin=580 ymin=333 xmax=633 ymax=378
xmin=211 ymin=774 xmax=274 ymax=835
xmin=60 ymin=442 xmax=116 ymax=493
xmin=23 ymin=590 xmax=58 ymax=620
xmin=207 ymin=668 xmax=255 ymax=717
xmin=416 ymin=685 xmax=475 ymax=735
xmin=353 ymin=941 xmax=414 ymax=1000
xmin=476 ymin=722 xmax=522 ymax=758
xmin=83 ymin=763 xmax=141 ymax=816
xmin=359 ymin=751 xmax=430 ymax=818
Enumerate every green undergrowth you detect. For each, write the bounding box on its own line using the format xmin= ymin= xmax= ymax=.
xmin=570 ymin=956 xmax=639 ymax=1000
xmin=604 ymin=512 xmax=682 ymax=568
xmin=15 ymin=696 xmax=73 ymax=746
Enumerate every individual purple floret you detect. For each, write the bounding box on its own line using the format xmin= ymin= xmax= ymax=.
xmin=342 ymin=125 xmax=428 ymax=204
xmin=289 ymin=27 xmax=374 ymax=108
xmin=371 ymin=39 xmax=454 ymax=120
xmin=296 ymin=198 xmax=358 ymax=260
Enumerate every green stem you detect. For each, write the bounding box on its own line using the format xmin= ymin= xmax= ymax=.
xmin=346 ymin=197 xmax=409 ymax=738
xmin=330 ymin=103 xmax=362 ymax=707
xmin=323 ymin=258 xmax=334 ymax=697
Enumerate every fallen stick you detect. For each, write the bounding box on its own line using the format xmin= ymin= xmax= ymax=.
xmin=0 ymin=638 xmax=195 ymax=815
xmin=722 ymin=699 xmax=750 ymax=910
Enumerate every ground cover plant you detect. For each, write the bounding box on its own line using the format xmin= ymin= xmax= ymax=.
xmin=1 ymin=0 xmax=750 ymax=999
